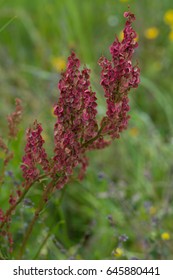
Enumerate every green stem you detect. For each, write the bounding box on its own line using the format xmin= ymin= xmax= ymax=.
xmin=33 ymin=186 xmax=67 ymax=259
xmin=0 ymin=16 xmax=17 ymax=33
xmin=33 ymin=231 xmax=52 ymax=260
xmin=81 ymin=123 xmax=106 ymax=148
xmin=0 ymin=186 xmax=30 ymax=230
xmin=17 ymin=180 xmax=55 ymax=259
xmin=0 ymin=174 xmax=49 ymax=230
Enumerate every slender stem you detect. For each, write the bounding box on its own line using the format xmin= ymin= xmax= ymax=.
xmin=0 ymin=166 xmax=5 ymax=187
xmin=81 ymin=123 xmax=106 ymax=148
xmin=33 ymin=184 xmax=67 ymax=260
xmin=0 ymin=174 xmax=49 ymax=230
xmin=0 ymin=186 xmax=30 ymax=230
xmin=33 ymin=231 xmax=52 ymax=260
xmin=17 ymin=181 xmax=55 ymax=259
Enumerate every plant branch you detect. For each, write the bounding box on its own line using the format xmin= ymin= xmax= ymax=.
xmin=0 ymin=174 xmax=49 ymax=230
xmin=81 ymin=123 xmax=106 ymax=148
xmin=17 ymin=180 xmax=55 ymax=259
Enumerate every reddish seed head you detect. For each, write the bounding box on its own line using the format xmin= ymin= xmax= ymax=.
xmin=53 ymin=51 xmax=99 ymax=183
xmin=21 ymin=121 xmax=50 ymax=184
xmin=7 ymin=98 xmax=23 ymax=138
xmin=99 ymin=10 xmax=140 ymax=139
xmin=9 ymin=195 xmax=16 ymax=206
xmin=124 ymin=11 xmax=136 ymax=22
xmin=0 ymin=209 xmax=4 ymax=222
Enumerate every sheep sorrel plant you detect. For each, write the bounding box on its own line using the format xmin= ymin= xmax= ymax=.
xmin=0 ymin=11 xmax=140 ymax=259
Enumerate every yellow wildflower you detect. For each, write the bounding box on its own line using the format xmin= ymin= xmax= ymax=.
xmin=113 ymin=247 xmax=123 ymax=257
xmin=51 ymin=107 xmax=56 ymax=118
xmin=41 ymin=132 xmax=48 ymax=142
xmin=51 ymin=56 xmax=66 ymax=72
xmin=161 ymin=232 xmax=170 ymax=241
xmin=119 ymin=30 xmax=124 ymax=41
xmin=169 ymin=29 xmax=173 ymax=41
xmin=149 ymin=206 xmax=157 ymax=216
xmin=164 ymin=10 xmax=173 ymax=25
xmin=119 ymin=30 xmax=139 ymax=42
xmin=129 ymin=127 xmax=139 ymax=137
xmin=144 ymin=27 xmax=159 ymax=40
xmin=0 ymin=150 xmax=5 ymax=159
xmin=134 ymin=34 xmax=139 ymax=43
xmin=119 ymin=0 xmax=129 ymax=2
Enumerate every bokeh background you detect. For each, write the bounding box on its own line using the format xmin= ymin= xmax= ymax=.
xmin=1 ymin=0 xmax=173 ymax=259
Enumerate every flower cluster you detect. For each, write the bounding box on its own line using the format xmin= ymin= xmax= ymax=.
xmin=52 ymin=52 xmax=99 ymax=187
xmin=0 ymin=209 xmax=4 ymax=222
xmin=0 ymin=137 xmax=8 ymax=153
xmin=0 ymin=136 xmax=11 ymax=168
xmin=0 ymin=99 xmax=23 ymax=246
xmin=99 ymin=11 xmax=140 ymax=139
xmin=21 ymin=121 xmax=50 ymax=185
xmin=0 ymin=100 xmax=23 ymax=176
xmin=7 ymin=98 xmax=23 ymax=138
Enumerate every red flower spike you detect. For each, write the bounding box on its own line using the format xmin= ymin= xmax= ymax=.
xmin=9 ymin=195 xmax=16 ymax=206
xmin=21 ymin=121 xmax=50 ymax=184
xmin=0 ymin=209 xmax=5 ymax=222
xmin=7 ymin=98 xmax=23 ymax=138
xmin=53 ymin=52 xmax=99 ymax=183
xmin=99 ymin=11 xmax=140 ymax=140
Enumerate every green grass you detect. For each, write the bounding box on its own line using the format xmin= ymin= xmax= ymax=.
xmin=1 ymin=0 xmax=173 ymax=259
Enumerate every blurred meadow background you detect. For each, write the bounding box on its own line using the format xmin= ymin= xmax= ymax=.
xmin=1 ymin=0 xmax=173 ymax=259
